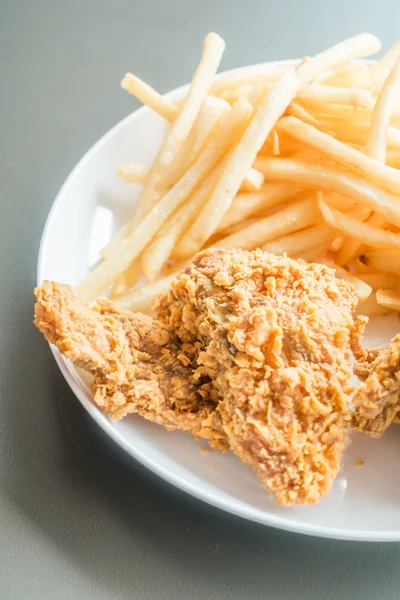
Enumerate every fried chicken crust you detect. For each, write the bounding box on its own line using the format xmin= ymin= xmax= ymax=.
xmin=352 ymin=335 xmax=400 ymax=437
xmin=34 ymin=281 xmax=226 ymax=449
xmin=155 ymin=249 xmax=364 ymax=505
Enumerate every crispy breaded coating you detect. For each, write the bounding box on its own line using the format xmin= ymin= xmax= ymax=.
xmin=155 ymin=248 xmax=364 ymax=505
xmin=34 ymin=281 xmax=226 ymax=449
xmin=352 ymin=335 xmax=400 ymax=437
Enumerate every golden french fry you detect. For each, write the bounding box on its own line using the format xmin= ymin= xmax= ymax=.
xmin=367 ymin=55 xmax=400 ymax=162
xmin=239 ymin=168 xmax=265 ymax=192
xmin=262 ymin=224 xmax=333 ymax=256
xmin=219 ymin=183 xmax=303 ymax=231
xmin=174 ymin=69 xmax=301 ymax=259
xmin=297 ymin=84 xmax=373 ymax=107
xmin=359 ymin=248 xmax=400 ymax=275
xmin=278 ymin=116 xmax=400 ymax=195
xmin=210 ymin=67 xmax=287 ymax=95
xmin=116 ymin=274 xmax=178 ymax=312
xmin=161 ymin=96 xmax=229 ymax=187
xmin=287 ymin=103 xmax=321 ymax=127
xmin=318 ymin=198 xmax=400 ymax=250
xmin=376 ymin=288 xmax=400 ymax=311
xmin=121 ymin=73 xmax=178 ymax=121
xmin=215 ymin=198 xmax=320 ymax=251
xmin=370 ymin=40 xmax=400 ymax=89
xmin=254 ymin=157 xmax=400 ymax=227
xmin=133 ymin=32 xmax=226 ymax=222
xmin=318 ymin=258 xmax=372 ymax=301
xmin=359 ymin=272 xmax=400 ymax=290
xmin=141 ymin=161 xmax=224 ymax=281
xmin=78 ymin=98 xmax=252 ymax=299
xmin=319 ymin=61 xmax=372 ymax=88
xmin=356 ymin=294 xmax=392 ymax=317
xmin=110 ymin=262 xmax=142 ymax=298
xmin=296 ymin=34 xmax=381 ymax=83
xmin=117 ymin=163 xmax=149 ymax=184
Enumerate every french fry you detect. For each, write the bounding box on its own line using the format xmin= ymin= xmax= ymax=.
xmin=297 ymin=84 xmax=373 ymax=107
xmin=130 ymin=32 xmax=225 ymax=222
xmin=376 ymin=288 xmax=400 ymax=311
xmin=318 ymin=198 xmax=400 ymax=250
xmin=78 ymin=98 xmax=252 ymax=299
xmin=287 ymin=103 xmax=321 ymax=127
xmin=278 ymin=116 xmax=400 ymax=194
xmin=359 ymin=248 xmax=400 ymax=275
xmin=367 ymin=55 xmax=400 ymax=162
xmin=356 ymin=294 xmax=392 ymax=317
xmin=215 ymin=198 xmax=320 ymax=251
xmin=370 ymin=40 xmax=400 ymax=89
xmin=318 ymin=258 xmax=372 ymax=301
xmin=110 ymin=262 xmax=142 ymax=298
xmin=219 ymin=183 xmax=303 ymax=230
xmin=116 ymin=274 xmax=178 ymax=312
xmin=254 ymin=157 xmax=400 ymax=227
xmin=117 ymin=163 xmax=149 ymax=184
xmin=321 ymin=120 xmax=400 ymax=149
xmin=296 ymin=33 xmax=381 ymax=84
xmin=161 ymin=96 xmax=229 ymax=187
xmin=174 ymin=69 xmax=301 ymax=259
xmin=210 ymin=67 xmax=287 ymax=95
xmin=358 ymin=272 xmax=400 ymax=290
xmin=121 ymin=73 xmax=178 ymax=121
xmin=141 ymin=160 xmax=224 ymax=281
xmin=239 ymin=167 xmax=265 ymax=192
xmin=262 ymin=224 xmax=333 ymax=256
xmin=320 ymin=61 xmax=372 ymax=88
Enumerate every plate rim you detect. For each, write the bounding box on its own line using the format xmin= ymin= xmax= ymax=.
xmin=37 ymin=58 xmax=400 ymax=542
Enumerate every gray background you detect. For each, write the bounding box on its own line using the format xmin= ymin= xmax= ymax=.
xmin=1 ymin=0 xmax=400 ymax=598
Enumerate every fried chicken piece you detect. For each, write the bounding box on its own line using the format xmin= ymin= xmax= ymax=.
xmin=34 ymin=281 xmax=226 ymax=449
xmin=352 ymin=335 xmax=400 ymax=437
xmin=155 ymin=248 xmax=364 ymax=505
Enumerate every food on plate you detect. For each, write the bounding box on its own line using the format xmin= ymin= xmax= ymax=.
xmin=35 ymin=30 xmax=400 ymax=506
xmin=352 ymin=335 xmax=400 ymax=437
xmin=35 ymin=249 xmax=366 ymax=505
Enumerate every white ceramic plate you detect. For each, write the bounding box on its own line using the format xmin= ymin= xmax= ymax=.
xmin=38 ymin=60 xmax=400 ymax=542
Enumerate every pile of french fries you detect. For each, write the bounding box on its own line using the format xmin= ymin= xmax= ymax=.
xmin=78 ymin=32 xmax=400 ymax=317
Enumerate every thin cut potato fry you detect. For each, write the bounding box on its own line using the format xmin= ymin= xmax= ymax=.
xmin=370 ymin=40 xmax=400 ymax=89
xmin=359 ymin=272 xmax=400 ymax=290
xmin=320 ymin=61 xmax=372 ymax=88
xmin=354 ymin=257 xmax=372 ymax=274
xmin=215 ymin=198 xmax=320 ymax=251
xmin=102 ymin=97 xmax=252 ymax=260
xmin=286 ymin=103 xmax=321 ymax=127
xmin=367 ymin=55 xmax=400 ymax=162
xmin=296 ymin=34 xmax=381 ymax=83
xmin=324 ymin=192 xmax=355 ymax=211
xmin=78 ymin=98 xmax=252 ymax=299
xmin=278 ymin=116 xmax=400 ymax=194
xmin=210 ymin=67 xmax=287 ymax=95
xmin=110 ymin=262 xmax=142 ymax=298
xmin=376 ymin=288 xmax=400 ymax=311
xmin=121 ymin=73 xmax=178 ymax=121
xmin=239 ymin=167 xmax=265 ymax=192
xmin=141 ymin=161 xmax=224 ymax=281
xmin=318 ymin=258 xmax=372 ymax=301
xmin=117 ymin=163 xmax=149 ymax=184
xmin=356 ymin=294 xmax=392 ymax=317
xmin=218 ymin=183 xmax=303 ymax=231
xmin=297 ymin=84 xmax=373 ymax=107
xmin=318 ymin=199 xmax=400 ymax=250
xmin=262 ymin=224 xmax=333 ymax=256
xmin=131 ymin=32 xmax=226 ymax=223
xmin=386 ymin=151 xmax=400 ymax=169
xmin=161 ymin=96 xmax=229 ymax=187
xmin=296 ymin=244 xmax=330 ymax=262
xmin=174 ymin=69 xmax=301 ymax=259
xmin=320 ymin=120 xmax=400 ymax=150
xmin=254 ymin=157 xmax=400 ymax=227
xmin=116 ymin=274 xmax=178 ymax=312
xmin=359 ymin=248 xmax=400 ymax=275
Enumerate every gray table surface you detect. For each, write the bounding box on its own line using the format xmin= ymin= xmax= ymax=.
xmin=2 ymin=1 xmax=400 ymax=598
